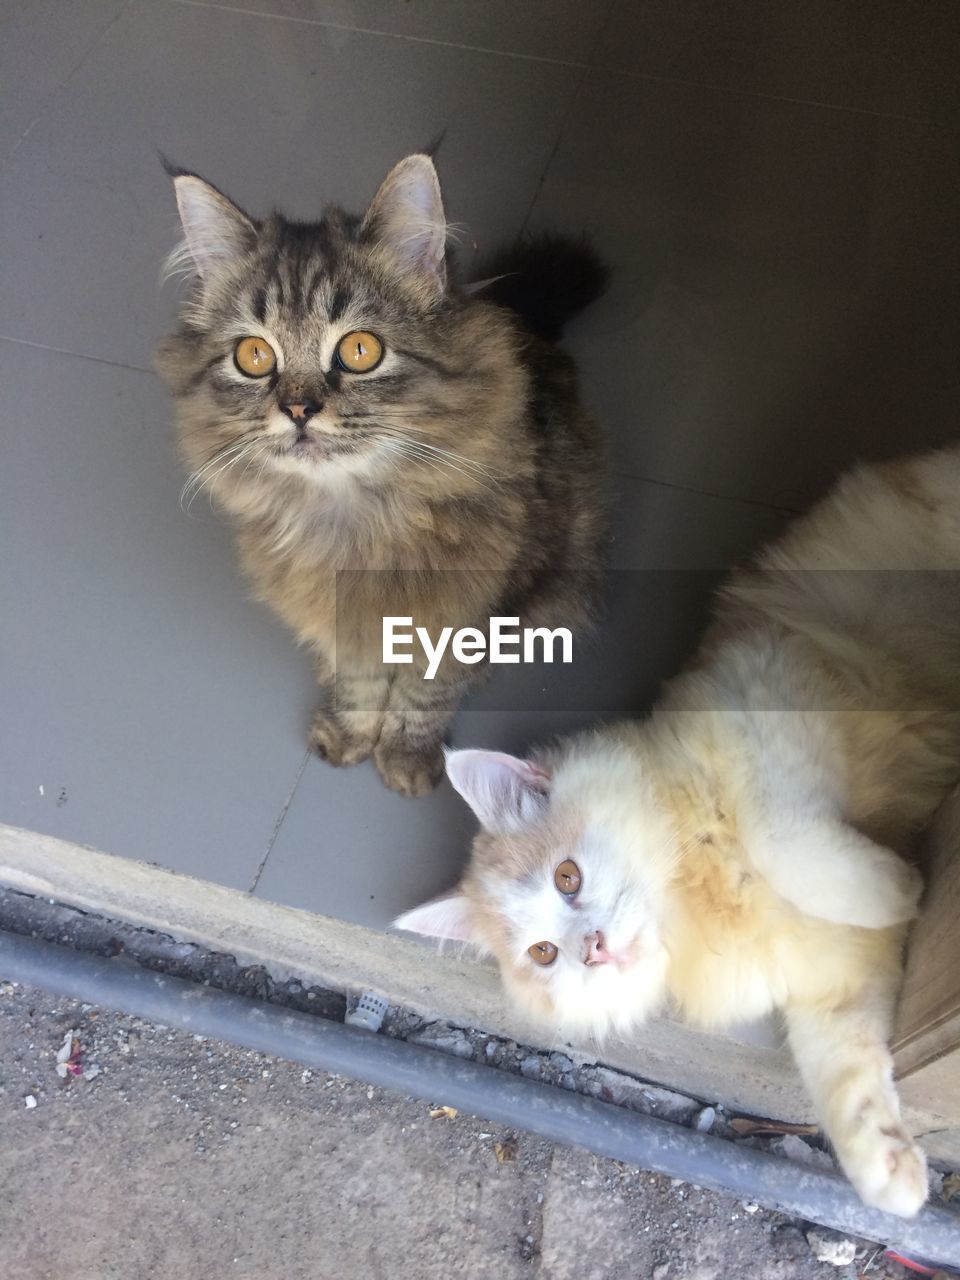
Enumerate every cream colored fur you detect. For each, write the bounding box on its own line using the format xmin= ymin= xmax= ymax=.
xmin=396 ymin=444 xmax=960 ymax=1216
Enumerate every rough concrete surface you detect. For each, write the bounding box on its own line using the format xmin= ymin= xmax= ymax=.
xmin=0 ymin=984 xmax=911 ymax=1280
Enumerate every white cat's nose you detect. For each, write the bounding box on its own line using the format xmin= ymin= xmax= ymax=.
xmin=583 ymin=930 xmax=609 ymax=966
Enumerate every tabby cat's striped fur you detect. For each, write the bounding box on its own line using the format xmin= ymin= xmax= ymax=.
xmin=157 ymin=155 xmax=607 ymax=794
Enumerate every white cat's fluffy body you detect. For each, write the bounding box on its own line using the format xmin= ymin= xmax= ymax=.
xmin=397 ymin=445 xmax=960 ymax=1217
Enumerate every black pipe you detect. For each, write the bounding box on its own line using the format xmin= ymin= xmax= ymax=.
xmin=1 ymin=928 xmax=957 ymax=1264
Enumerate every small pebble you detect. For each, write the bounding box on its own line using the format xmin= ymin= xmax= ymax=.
xmin=805 ymin=1227 xmax=857 ymax=1267
xmin=694 ymin=1106 xmax=716 ymax=1133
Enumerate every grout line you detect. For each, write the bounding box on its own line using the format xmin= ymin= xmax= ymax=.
xmin=612 ymin=468 xmax=803 ymax=515
xmin=165 ymin=0 xmax=936 ymax=129
xmin=248 ymin=750 xmax=311 ymax=895
xmin=517 ymin=69 xmax=590 ymax=236
xmin=0 ymin=334 xmax=152 ymax=375
xmin=518 ymin=2 xmax=618 ymax=236
xmin=1 ymin=0 xmax=136 ymax=175
xmin=166 ymin=0 xmax=588 ymax=68
xmin=606 ymin=64 xmax=933 ymax=128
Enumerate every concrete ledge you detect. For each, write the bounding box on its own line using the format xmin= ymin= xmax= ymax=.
xmin=0 ymin=821 xmax=808 ymax=1119
xmin=4 ymin=821 xmax=958 ymax=1161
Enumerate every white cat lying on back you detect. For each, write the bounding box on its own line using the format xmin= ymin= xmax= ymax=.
xmin=397 ymin=445 xmax=960 ymax=1217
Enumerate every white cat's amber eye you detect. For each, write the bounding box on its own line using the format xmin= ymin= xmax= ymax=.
xmin=528 ymin=941 xmax=558 ymax=967
xmin=234 ymin=336 xmax=277 ymax=378
xmin=337 ymin=330 xmax=384 ymax=373
xmin=554 ymin=859 xmax=582 ymax=896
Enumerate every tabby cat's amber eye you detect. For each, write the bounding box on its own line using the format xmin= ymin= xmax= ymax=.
xmin=528 ymin=941 xmax=558 ymax=967
xmin=554 ymin=859 xmax=582 ymax=896
xmin=337 ymin=330 xmax=384 ymax=373
xmin=234 ymin=336 xmax=277 ymax=378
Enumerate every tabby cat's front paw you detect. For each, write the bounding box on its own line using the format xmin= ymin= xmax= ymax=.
xmin=309 ymin=711 xmax=374 ymax=768
xmin=374 ymin=740 xmax=445 ymax=797
xmin=846 ymin=1120 xmax=928 ymax=1218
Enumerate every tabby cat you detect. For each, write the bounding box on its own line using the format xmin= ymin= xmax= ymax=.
xmin=157 ymin=155 xmax=606 ymax=794
xmin=397 ymin=444 xmax=960 ymax=1215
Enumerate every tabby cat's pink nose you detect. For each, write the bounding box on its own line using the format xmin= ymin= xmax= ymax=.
xmin=279 ymin=400 xmax=321 ymax=422
xmin=584 ymin=930 xmax=609 ymax=966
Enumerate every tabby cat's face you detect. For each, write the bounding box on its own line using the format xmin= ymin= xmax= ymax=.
xmin=157 ymin=155 xmax=505 ymax=501
xmin=395 ymin=747 xmax=677 ymax=1039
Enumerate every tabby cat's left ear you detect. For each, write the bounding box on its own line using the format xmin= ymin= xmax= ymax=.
xmin=363 ymin=154 xmax=447 ymax=295
xmin=169 ymin=172 xmax=257 ymax=278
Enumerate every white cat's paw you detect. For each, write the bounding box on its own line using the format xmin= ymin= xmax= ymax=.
xmin=847 ymin=1123 xmax=928 ymax=1217
xmin=859 ymin=857 xmax=924 ymax=929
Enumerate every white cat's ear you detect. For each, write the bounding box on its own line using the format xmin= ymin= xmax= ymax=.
xmin=445 ymin=749 xmax=550 ymax=833
xmin=393 ymin=893 xmax=479 ymax=944
xmin=169 ymin=173 xmax=256 ymax=278
xmin=363 ymin=154 xmax=447 ymax=293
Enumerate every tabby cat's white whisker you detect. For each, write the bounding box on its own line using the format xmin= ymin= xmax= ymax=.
xmin=377 ymin=438 xmax=500 ymax=495
xmin=371 ymin=427 xmax=502 ymax=486
xmin=181 ymin=436 xmax=258 ymax=500
xmin=182 ymin=439 xmax=264 ymax=510
xmin=365 ymin=422 xmax=503 ymax=480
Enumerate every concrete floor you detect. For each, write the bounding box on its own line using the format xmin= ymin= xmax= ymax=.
xmin=2 ymin=0 xmax=958 ymax=931
xmin=0 ymin=982 xmax=910 ymax=1280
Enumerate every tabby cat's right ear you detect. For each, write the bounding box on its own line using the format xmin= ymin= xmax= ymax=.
xmin=168 ymin=171 xmax=257 ymax=278
xmin=362 ymin=154 xmax=447 ymax=296
xmin=445 ymin=749 xmax=550 ymax=834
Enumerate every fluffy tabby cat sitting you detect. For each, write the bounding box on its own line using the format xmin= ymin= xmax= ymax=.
xmin=397 ymin=445 xmax=960 ymax=1215
xmin=157 ymin=155 xmax=606 ymax=794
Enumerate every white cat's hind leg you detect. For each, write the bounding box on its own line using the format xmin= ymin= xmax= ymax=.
xmin=752 ymin=820 xmax=922 ymax=928
xmin=741 ymin=707 xmax=922 ymax=927
xmin=786 ymin=998 xmax=927 ymax=1217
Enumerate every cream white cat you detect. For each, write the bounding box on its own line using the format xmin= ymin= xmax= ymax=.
xmin=396 ymin=444 xmax=960 ymax=1217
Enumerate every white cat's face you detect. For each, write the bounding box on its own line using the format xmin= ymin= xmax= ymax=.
xmin=394 ymin=746 xmax=678 ymax=1039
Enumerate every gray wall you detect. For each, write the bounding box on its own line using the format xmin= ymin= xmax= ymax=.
xmin=1 ymin=0 xmax=957 ymax=927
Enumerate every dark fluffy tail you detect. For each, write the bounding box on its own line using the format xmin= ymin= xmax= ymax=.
xmin=471 ymin=233 xmax=609 ymax=341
